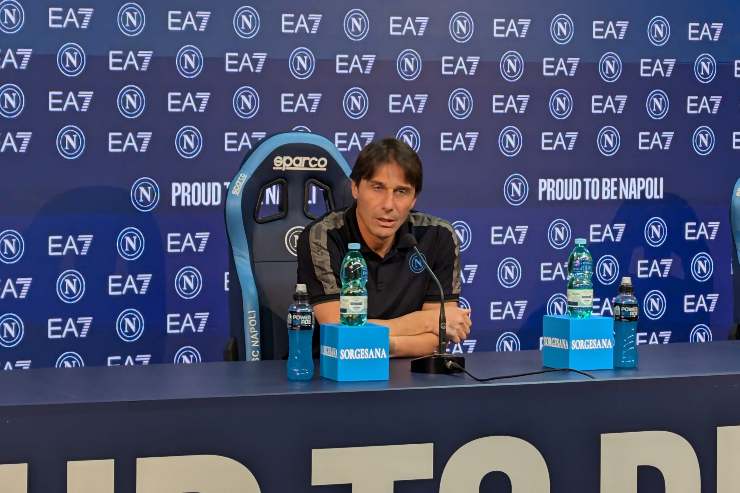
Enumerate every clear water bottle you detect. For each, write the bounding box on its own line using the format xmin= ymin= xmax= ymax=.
xmin=287 ymin=284 xmax=314 ymax=381
xmin=613 ymin=277 xmax=639 ymax=368
xmin=340 ymin=243 xmax=368 ymax=326
xmin=567 ymin=238 xmax=593 ymax=318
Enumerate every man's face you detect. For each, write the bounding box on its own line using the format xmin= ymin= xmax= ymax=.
xmin=352 ymin=161 xmax=417 ymax=244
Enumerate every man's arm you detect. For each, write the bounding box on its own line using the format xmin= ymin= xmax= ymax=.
xmin=313 ymin=301 xmax=470 ymax=357
xmin=390 ymin=332 xmax=438 ymax=358
xmin=314 ymin=301 xmax=431 ymax=335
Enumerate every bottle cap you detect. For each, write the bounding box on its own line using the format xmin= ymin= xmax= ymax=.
xmin=621 ymin=276 xmax=632 ymax=285
xmin=574 ymin=238 xmax=587 ymax=245
xmin=348 ymin=243 xmax=361 ymax=250
xmin=295 ymin=283 xmax=307 ymax=294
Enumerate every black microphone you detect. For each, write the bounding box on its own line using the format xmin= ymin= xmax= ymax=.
xmin=401 ymin=233 xmax=465 ymax=374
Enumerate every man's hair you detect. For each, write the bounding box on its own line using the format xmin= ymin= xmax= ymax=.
xmin=350 ymin=138 xmax=423 ymax=195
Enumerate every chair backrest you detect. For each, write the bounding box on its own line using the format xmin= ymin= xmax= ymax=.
xmin=225 ymin=132 xmax=352 ymax=360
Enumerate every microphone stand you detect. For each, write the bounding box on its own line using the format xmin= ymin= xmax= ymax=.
xmin=409 ymin=245 xmax=465 ymax=374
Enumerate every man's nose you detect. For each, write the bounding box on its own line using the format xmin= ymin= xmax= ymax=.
xmin=381 ymin=190 xmax=395 ymax=210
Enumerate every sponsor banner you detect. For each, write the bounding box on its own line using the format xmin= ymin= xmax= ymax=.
xmin=0 ymin=1 xmax=735 ymax=365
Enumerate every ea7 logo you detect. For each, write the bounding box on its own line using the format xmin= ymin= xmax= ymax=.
xmin=336 ymin=54 xmax=375 ymax=74
xmin=686 ymin=96 xmax=721 ymax=115
xmin=589 ymin=223 xmax=626 ymax=243
xmin=225 ymin=52 xmax=267 ymax=73
xmin=440 ymin=132 xmax=478 ymax=152
xmin=48 ymin=234 xmax=93 ymax=256
xmin=685 ymin=221 xmax=720 ymax=240
xmin=2 ymin=360 xmax=31 ymax=371
xmin=48 ymin=7 xmax=94 ymax=28
xmin=389 ymin=16 xmax=428 ymax=36
xmin=592 ymin=297 xmax=615 ymax=317
xmin=108 ymin=50 xmax=152 ymax=71
xmin=108 ymin=132 xmax=152 ymax=153
xmin=491 ymin=225 xmax=528 ymax=245
xmin=0 ymin=131 xmax=31 ymax=153
xmin=107 ymin=355 xmax=152 ymax=366
xmin=47 ymin=317 xmax=92 ymax=339
xmin=168 ymin=10 xmax=210 ymax=31
xmin=0 ymin=277 xmax=31 ymax=299
xmin=224 ymin=131 xmax=267 ymax=152
xmin=637 ymin=258 xmax=673 ymax=279
xmin=688 ymin=22 xmax=723 ymax=41
xmin=540 ymin=261 xmax=567 ymax=281
xmin=637 ymin=259 xmax=673 ymax=278
xmin=48 ymin=90 xmax=93 ymax=112
xmin=492 ymin=95 xmax=530 ymax=114
xmin=281 ymin=93 xmax=321 ymax=113
xmin=1 ymin=48 xmax=32 ymax=69
xmin=684 ymin=293 xmax=719 ymax=313
xmin=493 ymin=18 xmax=531 ymax=38
xmin=591 ymin=95 xmax=627 ymax=114
xmin=167 ymin=232 xmax=210 ymax=253
xmin=490 ymin=300 xmax=527 ymax=320
xmin=541 ymin=132 xmax=578 ymax=151
xmin=593 ymin=20 xmax=629 ymax=39
xmin=638 ymin=331 xmax=672 ymax=345
xmin=388 ymin=94 xmax=427 ymax=114
xmin=449 ymin=339 xmax=477 ymax=354
xmin=334 ymin=132 xmax=375 ymax=152
xmin=638 ymin=131 xmax=674 ymax=151
xmin=108 ymin=274 xmax=152 ymax=296
xmin=168 ymin=92 xmax=210 ymax=113
xmin=167 ymin=312 xmax=209 ymax=334
xmin=441 ymin=56 xmax=480 ymax=76
xmin=282 ymin=13 xmax=322 ymax=34
xmin=640 ymin=58 xmax=675 ymax=77
xmin=542 ymin=57 xmax=579 ymax=77
xmin=460 ymin=265 xmax=478 ymax=284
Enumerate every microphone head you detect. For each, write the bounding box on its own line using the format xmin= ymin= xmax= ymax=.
xmin=400 ymin=232 xmax=418 ymax=248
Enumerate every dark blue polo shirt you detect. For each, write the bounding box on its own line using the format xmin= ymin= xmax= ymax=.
xmin=296 ymin=203 xmax=461 ymax=319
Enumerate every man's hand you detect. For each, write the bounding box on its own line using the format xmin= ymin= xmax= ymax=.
xmin=422 ymin=302 xmax=471 ymax=343
xmin=444 ymin=306 xmax=472 ymax=343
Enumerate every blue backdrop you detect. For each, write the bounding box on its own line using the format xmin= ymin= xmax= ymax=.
xmin=0 ymin=0 xmax=736 ymax=368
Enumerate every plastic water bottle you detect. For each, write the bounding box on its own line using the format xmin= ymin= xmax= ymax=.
xmin=340 ymin=243 xmax=368 ymax=326
xmin=287 ymin=284 xmax=314 ymax=381
xmin=613 ymin=277 xmax=639 ymax=368
xmin=567 ymin=238 xmax=593 ymax=318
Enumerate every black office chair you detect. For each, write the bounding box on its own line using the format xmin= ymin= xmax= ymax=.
xmin=730 ymin=178 xmax=740 ymax=339
xmin=225 ymin=132 xmax=353 ymax=360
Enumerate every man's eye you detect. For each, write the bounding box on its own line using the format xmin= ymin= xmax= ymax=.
xmin=396 ymin=189 xmax=408 ymax=196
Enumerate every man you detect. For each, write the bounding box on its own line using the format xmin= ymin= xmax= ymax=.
xmin=296 ymin=138 xmax=471 ymax=357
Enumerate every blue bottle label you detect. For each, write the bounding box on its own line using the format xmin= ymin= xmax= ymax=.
xmin=288 ymin=312 xmax=313 ymax=330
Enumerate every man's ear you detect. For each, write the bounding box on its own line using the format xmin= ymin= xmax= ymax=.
xmin=351 ymin=180 xmax=359 ymax=199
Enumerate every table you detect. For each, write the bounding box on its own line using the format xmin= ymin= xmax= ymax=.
xmin=1 ymin=342 xmax=739 ymax=492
